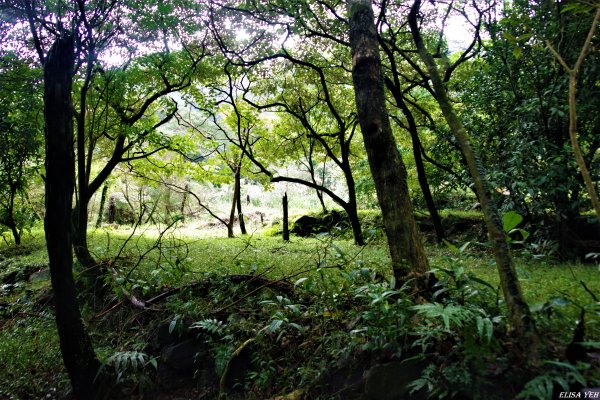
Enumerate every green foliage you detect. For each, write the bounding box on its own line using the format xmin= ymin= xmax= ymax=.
xmin=0 ymin=52 xmax=43 ymax=243
xmin=503 ymin=210 xmax=530 ymax=244
xmin=0 ymin=317 xmax=66 ymax=398
xmin=517 ymin=361 xmax=592 ymax=400
xmin=101 ymin=350 xmax=158 ymax=392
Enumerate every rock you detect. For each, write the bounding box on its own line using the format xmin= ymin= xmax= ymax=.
xmin=29 ymin=268 xmax=50 ymax=282
xmin=153 ymin=322 xmax=187 ymax=350
xmin=364 ymin=359 xmax=428 ymax=400
xmin=158 ymin=339 xmax=214 ymax=390
xmin=292 ymin=215 xmax=321 ymax=237
xmin=291 ymin=211 xmax=349 ymax=237
xmin=161 ymin=339 xmax=207 ymax=372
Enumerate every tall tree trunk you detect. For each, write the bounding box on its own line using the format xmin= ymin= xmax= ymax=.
xmin=235 ymin=168 xmax=247 ymax=235
xmin=409 ymin=0 xmax=537 ymax=349
xmin=385 ymin=79 xmax=445 ymax=243
xmin=95 ymin=184 xmax=108 ymax=228
xmin=43 ymin=33 xmax=100 ymax=399
xmin=348 ymin=0 xmax=429 ymax=285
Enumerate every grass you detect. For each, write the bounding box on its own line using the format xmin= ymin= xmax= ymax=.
xmin=1 ymin=221 xmax=599 ymax=398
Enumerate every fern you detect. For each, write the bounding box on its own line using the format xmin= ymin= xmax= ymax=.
xmin=191 ymin=318 xmax=227 ymax=336
xmin=106 ymin=351 xmax=156 ymax=384
xmin=517 ymin=361 xmax=588 ymax=400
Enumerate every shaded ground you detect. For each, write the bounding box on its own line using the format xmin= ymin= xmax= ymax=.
xmin=0 ymin=214 xmax=599 ymax=399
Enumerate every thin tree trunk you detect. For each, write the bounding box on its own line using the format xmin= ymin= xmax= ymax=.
xmin=345 ymin=169 xmax=365 ymax=245
xmin=385 ymin=79 xmax=445 ymax=243
xmin=283 ymin=192 xmax=289 ymax=241
xmin=227 ymin=172 xmax=237 ymax=238
xmin=546 ymin=7 xmax=600 ymax=223
xmin=43 ymin=33 xmax=101 ymax=399
xmin=9 ymin=223 xmax=20 ymax=245
xmin=348 ymin=0 xmax=429 ymax=286
xmin=180 ymin=183 xmax=189 ymax=223
xmin=72 ymin=202 xmax=95 ymax=268
xmin=235 ymin=169 xmax=247 ymax=234
xmin=7 ymin=187 xmax=21 ymax=245
xmin=95 ymin=184 xmax=108 ymax=228
xmin=409 ymin=0 xmax=537 ymax=348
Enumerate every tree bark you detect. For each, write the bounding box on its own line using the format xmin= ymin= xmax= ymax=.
xmin=546 ymin=7 xmax=600 ymax=223
xmin=385 ymin=79 xmax=445 ymax=243
xmin=6 ymin=186 xmax=21 ymax=245
xmin=235 ymin=169 xmax=247 ymax=234
xmin=72 ymin=203 xmax=95 ymax=267
xmin=227 ymin=169 xmax=238 ymax=238
xmin=348 ymin=0 xmax=429 ymax=284
xmin=408 ymin=0 xmax=537 ymax=348
xmin=283 ymin=192 xmax=290 ymax=241
xmin=43 ymin=33 xmax=101 ymax=399
xmin=344 ymin=166 xmax=365 ymax=245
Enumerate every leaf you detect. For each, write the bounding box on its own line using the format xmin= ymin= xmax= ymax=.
xmin=502 ymin=32 xmax=517 ymax=43
xmin=513 ymin=46 xmax=522 ymax=59
xmin=509 ymin=228 xmax=530 ymax=242
xmin=469 ymin=276 xmax=497 ymax=292
xmin=442 ymin=239 xmax=459 ymax=254
xmin=502 ymin=211 xmax=523 ymax=233
xmin=294 ymin=277 xmax=308 ymax=287
xmin=268 ymin=319 xmax=283 ymax=333
xmin=459 ymin=241 xmax=471 ymax=253
xmin=168 ymin=316 xmax=179 ymax=334
xmin=289 ymin=322 xmax=305 ymax=333
xmin=516 ymin=33 xmax=533 ymax=42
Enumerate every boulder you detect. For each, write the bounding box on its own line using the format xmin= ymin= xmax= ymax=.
xmin=291 ymin=211 xmax=349 ymax=237
xmin=364 ymin=359 xmax=428 ymax=400
xmin=158 ymin=339 xmax=214 ymax=390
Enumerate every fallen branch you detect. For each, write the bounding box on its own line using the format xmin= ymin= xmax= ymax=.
xmin=219 ymin=337 xmax=255 ymax=396
xmin=144 ymin=274 xmax=295 ymax=306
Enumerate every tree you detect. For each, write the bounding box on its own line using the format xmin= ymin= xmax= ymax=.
xmin=42 ymin=32 xmax=102 ymax=399
xmin=204 ymin=0 xmax=368 ymax=245
xmin=408 ymin=0 xmax=538 ymax=353
xmin=546 ymin=4 xmax=600 ymax=223
xmin=0 ymin=52 xmax=42 ymax=244
xmin=238 ymin=56 xmax=367 ymax=245
xmin=348 ymin=0 xmax=430 ymax=285
xmin=0 ymin=1 xmax=202 ymax=396
xmin=72 ymin=46 xmax=207 ymax=267
xmin=458 ymin=0 xmax=600 ymax=256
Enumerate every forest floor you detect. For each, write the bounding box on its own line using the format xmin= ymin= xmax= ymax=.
xmin=0 ymin=212 xmax=599 ymax=399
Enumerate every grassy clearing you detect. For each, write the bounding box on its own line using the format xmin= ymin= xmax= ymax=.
xmin=1 ymin=223 xmax=599 ymax=398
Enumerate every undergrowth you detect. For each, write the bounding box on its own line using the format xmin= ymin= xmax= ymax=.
xmin=0 ymin=223 xmax=598 ymax=399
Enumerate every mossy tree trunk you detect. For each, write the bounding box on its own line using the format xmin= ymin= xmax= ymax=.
xmin=408 ymin=0 xmax=538 ymax=351
xmin=348 ymin=0 xmax=429 ymax=285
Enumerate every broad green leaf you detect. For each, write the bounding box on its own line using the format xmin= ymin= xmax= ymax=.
xmin=503 ymin=211 xmax=523 ymax=233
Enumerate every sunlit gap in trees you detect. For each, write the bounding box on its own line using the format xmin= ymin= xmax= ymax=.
xmin=418 ymin=0 xmax=505 ymax=52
